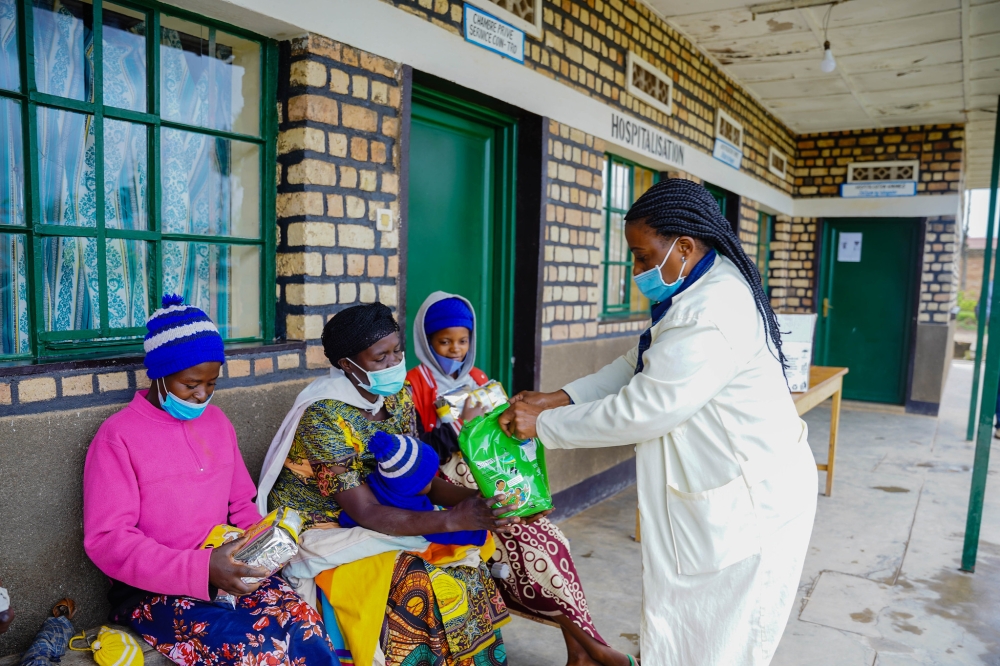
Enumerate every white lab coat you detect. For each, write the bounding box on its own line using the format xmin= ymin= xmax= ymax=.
xmin=536 ymin=256 xmax=817 ymax=665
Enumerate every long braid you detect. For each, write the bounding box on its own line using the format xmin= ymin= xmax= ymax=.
xmin=625 ymin=178 xmax=787 ymax=371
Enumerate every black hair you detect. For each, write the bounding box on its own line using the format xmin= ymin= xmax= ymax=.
xmin=625 ymin=178 xmax=786 ymax=371
xmin=322 ymin=302 xmax=399 ymax=366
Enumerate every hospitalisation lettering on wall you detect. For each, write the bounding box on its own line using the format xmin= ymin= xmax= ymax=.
xmin=610 ymin=112 xmax=685 ymax=167
xmin=464 ymin=5 xmax=525 ymax=63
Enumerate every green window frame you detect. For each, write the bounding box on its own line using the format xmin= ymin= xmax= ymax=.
xmin=601 ymin=154 xmax=657 ymax=317
xmin=0 ymin=0 xmax=277 ymax=361
xmin=757 ymin=211 xmax=773 ymax=293
xmin=705 ymin=183 xmax=728 ymax=218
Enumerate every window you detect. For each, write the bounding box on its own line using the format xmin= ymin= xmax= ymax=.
xmin=704 ymin=182 xmax=739 ymax=236
xmin=848 ymin=160 xmax=919 ymax=182
xmin=769 ymin=146 xmax=788 ymax=179
xmin=464 ymin=0 xmax=542 ymax=37
xmin=601 ymin=155 xmax=657 ymax=316
xmin=715 ymin=108 xmax=743 ymax=150
xmin=0 ymin=0 xmax=276 ymax=360
xmin=627 ymin=52 xmax=673 ymax=116
xmin=757 ymin=211 xmax=773 ymax=293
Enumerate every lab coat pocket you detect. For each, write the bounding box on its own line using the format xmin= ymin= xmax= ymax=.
xmin=666 ymin=474 xmax=761 ymax=575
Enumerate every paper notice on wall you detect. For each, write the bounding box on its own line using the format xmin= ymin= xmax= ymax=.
xmin=837 ymin=232 xmax=862 ymax=262
xmin=777 ymin=314 xmax=817 ymax=392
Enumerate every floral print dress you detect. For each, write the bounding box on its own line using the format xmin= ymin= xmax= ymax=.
xmin=127 ymin=576 xmax=338 ymax=666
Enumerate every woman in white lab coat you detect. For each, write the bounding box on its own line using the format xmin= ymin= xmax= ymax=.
xmin=500 ymin=178 xmax=818 ymax=666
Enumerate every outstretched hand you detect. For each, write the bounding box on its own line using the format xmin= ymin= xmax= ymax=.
xmin=447 ymin=494 xmax=522 ymax=534
xmin=498 ymin=400 xmax=544 ymax=440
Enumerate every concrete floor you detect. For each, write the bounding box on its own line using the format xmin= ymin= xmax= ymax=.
xmin=503 ymin=360 xmax=1000 ymax=665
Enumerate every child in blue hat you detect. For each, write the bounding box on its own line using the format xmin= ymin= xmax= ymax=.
xmin=339 ymin=431 xmax=488 ymax=547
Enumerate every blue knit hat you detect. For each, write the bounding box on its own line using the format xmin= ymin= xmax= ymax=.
xmin=424 ymin=298 xmax=474 ymax=337
xmin=367 ymin=431 xmax=440 ymax=496
xmin=143 ymin=294 xmax=226 ymax=380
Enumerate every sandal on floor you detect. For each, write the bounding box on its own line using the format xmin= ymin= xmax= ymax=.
xmin=627 ymin=655 xmax=637 ymax=666
xmin=52 ymin=598 xmax=76 ymax=620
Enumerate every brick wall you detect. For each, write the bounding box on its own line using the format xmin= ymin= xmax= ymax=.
xmin=768 ymin=216 xmax=818 ymax=314
xmin=0 ymin=345 xmax=313 ymax=417
xmin=796 ymin=124 xmax=964 ymax=197
xmin=276 ymin=34 xmax=403 ymax=367
xmin=542 ymin=120 xmax=607 ymax=343
xmin=919 ymin=216 xmax=958 ymax=324
xmin=384 ymin=0 xmax=797 ymax=193
xmin=738 ymin=197 xmax=760 ymax=262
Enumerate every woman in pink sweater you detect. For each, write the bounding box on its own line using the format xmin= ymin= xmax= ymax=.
xmin=83 ymin=296 xmax=338 ymax=666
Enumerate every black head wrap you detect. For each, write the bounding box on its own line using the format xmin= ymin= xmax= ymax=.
xmin=624 ymin=178 xmax=786 ymax=371
xmin=322 ymin=303 xmax=399 ymax=365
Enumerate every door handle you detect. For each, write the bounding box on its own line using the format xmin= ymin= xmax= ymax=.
xmin=823 ymin=297 xmax=833 ymax=318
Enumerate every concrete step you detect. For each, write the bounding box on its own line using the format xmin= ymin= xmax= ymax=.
xmin=0 ymin=625 xmax=171 ymax=666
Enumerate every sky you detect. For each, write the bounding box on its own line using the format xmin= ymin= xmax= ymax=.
xmin=966 ymin=188 xmax=1000 ymax=239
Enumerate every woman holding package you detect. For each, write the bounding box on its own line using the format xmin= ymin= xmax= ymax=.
xmin=83 ymin=296 xmax=338 ymax=666
xmin=407 ymin=293 xmax=635 ymax=666
xmin=500 ymin=179 xmax=818 ymax=666
xmin=259 ymin=303 xmax=513 ymax=666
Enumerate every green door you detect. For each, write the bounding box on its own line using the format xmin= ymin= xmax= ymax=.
xmin=816 ymin=218 xmax=920 ymax=403
xmin=406 ymin=86 xmax=516 ymax=388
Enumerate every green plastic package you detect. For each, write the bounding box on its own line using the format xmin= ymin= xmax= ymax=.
xmin=458 ymin=405 xmax=553 ymax=518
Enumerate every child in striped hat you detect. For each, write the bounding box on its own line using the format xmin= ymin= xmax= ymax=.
xmin=339 ymin=431 xmax=489 ymax=547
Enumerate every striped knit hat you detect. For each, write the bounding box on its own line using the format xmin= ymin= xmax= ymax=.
xmin=367 ymin=431 xmax=440 ymax=496
xmin=143 ymin=294 xmax=226 ymax=380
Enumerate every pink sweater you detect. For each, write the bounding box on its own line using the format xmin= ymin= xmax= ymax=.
xmin=83 ymin=391 xmax=262 ymax=600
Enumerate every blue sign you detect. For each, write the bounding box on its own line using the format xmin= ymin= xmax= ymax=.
xmin=840 ymin=181 xmax=917 ymax=198
xmin=713 ymin=138 xmax=742 ymax=170
xmin=464 ymin=5 xmax=525 ymax=64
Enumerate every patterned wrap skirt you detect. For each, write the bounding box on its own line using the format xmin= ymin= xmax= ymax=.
xmin=440 ymin=454 xmax=606 ymax=644
xmin=380 ymin=553 xmax=508 ymax=666
xmin=125 ymin=575 xmax=340 ymax=666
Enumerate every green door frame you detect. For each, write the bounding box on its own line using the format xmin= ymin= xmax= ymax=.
xmin=814 ymin=218 xmax=921 ymax=403
xmin=408 ymin=84 xmax=518 ymax=390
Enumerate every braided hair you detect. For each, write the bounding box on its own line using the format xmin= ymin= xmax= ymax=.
xmin=322 ymin=302 xmax=399 ymax=365
xmin=624 ymin=178 xmax=786 ymax=370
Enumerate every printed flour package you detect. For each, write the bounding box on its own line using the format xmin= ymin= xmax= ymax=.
xmin=458 ymin=406 xmax=553 ymax=518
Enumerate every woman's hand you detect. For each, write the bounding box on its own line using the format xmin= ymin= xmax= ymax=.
xmin=446 ymin=494 xmax=522 ymax=534
xmin=508 ymin=389 xmax=571 ymax=410
xmin=208 ymin=536 xmax=271 ymax=597
xmin=498 ymin=400 xmax=544 ymax=440
xmin=519 ymin=508 xmax=554 ymax=525
xmin=460 ymin=396 xmax=489 ymax=424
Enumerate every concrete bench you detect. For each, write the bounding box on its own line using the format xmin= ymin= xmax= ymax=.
xmin=0 ymin=625 xmax=171 ymax=666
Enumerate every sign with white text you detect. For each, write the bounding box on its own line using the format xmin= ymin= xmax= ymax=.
xmin=838 ymin=232 xmax=862 ymax=262
xmin=610 ymin=112 xmax=685 ymax=167
xmin=713 ymin=138 xmax=742 ymax=170
xmin=841 ymin=181 xmax=917 ymax=198
xmin=464 ymin=5 xmax=524 ymax=63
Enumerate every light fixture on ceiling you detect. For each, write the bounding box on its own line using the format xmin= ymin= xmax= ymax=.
xmin=819 ymin=4 xmax=837 ymax=73
xmin=820 ymin=40 xmax=836 ymax=73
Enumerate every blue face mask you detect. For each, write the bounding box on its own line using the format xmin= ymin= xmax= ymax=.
xmin=158 ymin=378 xmax=213 ymax=421
xmin=432 ymin=349 xmax=465 ymax=376
xmin=633 ymin=237 xmax=688 ymax=304
xmin=349 ymin=353 xmax=407 ymax=396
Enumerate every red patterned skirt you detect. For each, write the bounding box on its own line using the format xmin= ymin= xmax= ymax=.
xmin=441 ymin=454 xmax=606 ymax=644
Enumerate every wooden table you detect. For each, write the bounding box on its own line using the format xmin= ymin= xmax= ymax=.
xmin=792 ymin=366 xmax=849 ymax=497
xmin=635 ymin=365 xmax=849 ymax=542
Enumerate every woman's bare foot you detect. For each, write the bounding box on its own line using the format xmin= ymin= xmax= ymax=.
xmin=557 ymin=617 xmax=634 ymax=666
